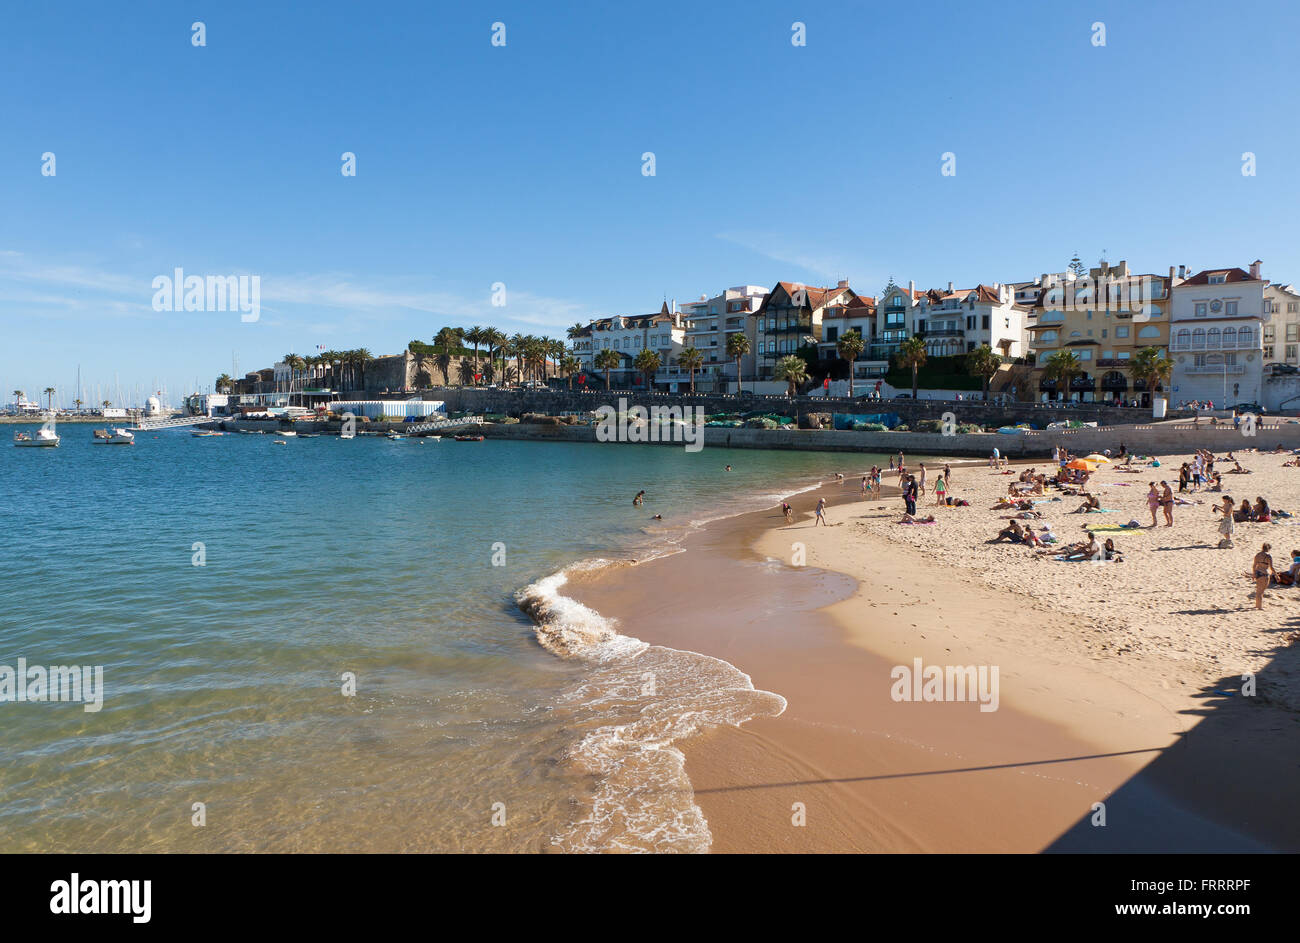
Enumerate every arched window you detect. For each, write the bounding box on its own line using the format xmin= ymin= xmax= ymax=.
xmin=1139 ymin=325 xmax=1161 ymax=339
xmin=1176 ymin=328 xmax=1190 ymax=348
xmin=1237 ymin=327 xmax=1253 ymax=348
xmin=1192 ymin=328 xmax=1206 ymax=349
xmin=1222 ymin=326 xmax=1236 ymax=348
xmin=1040 ymin=330 xmax=1059 ymax=343
xmin=1207 ymin=327 xmax=1220 ymax=349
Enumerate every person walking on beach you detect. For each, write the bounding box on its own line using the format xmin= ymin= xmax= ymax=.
xmin=943 ymin=463 xmax=952 ymax=487
xmin=1160 ymin=481 xmax=1175 ymax=527
xmin=1215 ymin=495 xmax=1236 ymax=548
xmin=781 ymin=501 xmax=793 ymax=524
xmin=889 ymin=455 xmax=895 ymax=471
xmin=633 ymin=490 xmax=645 ymax=507
xmin=934 ymin=474 xmax=947 ymax=506
xmin=1147 ymin=482 xmax=1161 ymax=528
xmin=1251 ymin=544 xmax=1276 ymax=610
xmin=814 ymin=497 xmax=828 ymax=526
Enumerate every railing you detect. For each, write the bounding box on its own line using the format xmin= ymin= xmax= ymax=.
xmin=1170 ymin=340 xmax=1257 ymax=352
xmin=1184 ymin=364 xmax=1247 ymax=375
xmin=404 ymin=415 xmax=485 ymax=434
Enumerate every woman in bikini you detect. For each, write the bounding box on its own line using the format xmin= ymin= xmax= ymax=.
xmin=1160 ymin=481 xmax=1175 ymax=527
xmin=1252 ymin=544 xmax=1276 ymax=610
xmin=1146 ymin=482 xmax=1160 ymax=528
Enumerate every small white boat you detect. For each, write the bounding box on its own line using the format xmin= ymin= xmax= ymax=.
xmin=192 ymin=430 xmax=222 ymax=437
xmin=14 ymin=428 xmax=60 ymax=448
xmin=426 ymin=435 xmax=442 ymax=441
xmin=93 ymin=427 xmax=135 ymax=445
xmin=273 ymin=439 xmax=287 ymax=446
xmin=339 ymin=431 xmax=355 ymax=440
xmin=276 ymin=430 xmax=297 ymax=438
xmin=386 ymin=431 xmax=405 ymax=440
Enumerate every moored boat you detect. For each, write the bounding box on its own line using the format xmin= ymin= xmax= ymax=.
xmin=92 ymin=427 xmax=135 ymax=445
xmin=14 ymin=428 xmax=60 ymax=447
xmin=453 ymin=434 xmax=485 ymax=442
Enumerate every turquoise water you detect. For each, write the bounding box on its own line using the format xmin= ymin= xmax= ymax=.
xmin=0 ymin=424 xmax=892 ymax=852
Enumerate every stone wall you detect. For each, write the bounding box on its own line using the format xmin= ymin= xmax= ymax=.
xmin=421 ymin=386 xmax=1171 ymax=428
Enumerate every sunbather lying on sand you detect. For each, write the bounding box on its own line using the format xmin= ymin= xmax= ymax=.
xmin=1228 ymin=462 xmax=1252 ymax=474
xmin=1074 ymin=494 xmax=1101 ymax=513
xmin=898 ymin=513 xmax=936 ymax=524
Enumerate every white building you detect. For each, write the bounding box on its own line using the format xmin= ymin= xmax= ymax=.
xmin=915 ymin=283 xmax=1026 ymax=358
xmin=1169 ymin=262 xmax=1267 ymax=407
xmin=576 ymin=303 xmax=685 ymax=389
xmin=1263 ymin=282 xmax=1300 ymax=368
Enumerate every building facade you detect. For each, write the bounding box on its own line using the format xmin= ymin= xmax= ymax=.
xmin=749 ymin=280 xmax=861 ymax=380
xmin=1169 ymin=262 xmax=1267 ymax=407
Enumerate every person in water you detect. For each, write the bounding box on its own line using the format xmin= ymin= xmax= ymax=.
xmin=633 ymin=490 xmax=645 ymax=507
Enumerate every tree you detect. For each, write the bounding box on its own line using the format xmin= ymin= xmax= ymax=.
xmin=836 ymin=329 xmax=865 ymax=397
xmin=433 ymin=328 xmax=461 ymax=384
xmin=966 ymin=344 xmax=1003 ymax=401
xmin=560 ymin=355 xmax=580 ymax=389
xmin=101 ymin=400 xmax=111 ymax=410
xmin=897 ymin=336 xmax=927 ymax=399
xmin=1044 ymin=350 xmax=1082 ymax=402
xmin=509 ymin=333 xmax=528 ymax=385
xmin=1068 ymin=253 xmax=1086 ymax=278
xmin=726 ymin=332 xmax=750 ymax=395
xmin=482 ymin=327 xmax=506 ymax=383
xmin=215 ymin=373 xmax=233 ymax=394
xmin=464 ymin=326 xmax=485 ymax=383
xmin=634 ymin=349 xmax=661 ymax=389
xmin=353 ymin=348 xmax=374 ymax=391
xmin=1130 ymin=346 xmax=1173 ymax=402
xmin=43 ymin=387 xmax=55 ymax=410
xmin=566 ymin=322 xmax=586 ymax=340
xmin=675 ymin=346 xmax=704 ymax=393
xmin=774 ymin=355 xmax=808 ymax=397
xmin=595 ymin=348 xmax=621 ymax=390
xmin=12 ymin=390 xmax=23 ymax=408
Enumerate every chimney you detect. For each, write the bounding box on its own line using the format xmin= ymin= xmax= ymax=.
xmin=1178 ymin=265 xmax=1186 ymax=278
xmin=1250 ymin=259 xmax=1262 ymax=280
xmin=837 ymin=279 xmax=849 ymax=289
xmin=908 ymin=279 xmax=915 ymax=299
xmin=1169 ymin=265 xmax=1175 ymax=283
xmin=948 ymin=281 xmax=954 ymax=292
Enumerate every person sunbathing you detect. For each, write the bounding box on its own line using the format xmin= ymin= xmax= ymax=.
xmin=1101 ymin=538 xmax=1123 ymax=562
xmin=899 ymin=513 xmax=936 ymax=524
xmin=1074 ymin=494 xmax=1101 ymax=513
xmin=989 ymin=520 xmax=1025 ymax=543
xmin=1254 ymin=497 xmax=1272 ymax=522
xmin=1228 ymin=462 xmax=1251 ymax=474
xmin=1058 ymin=534 xmax=1101 ymax=561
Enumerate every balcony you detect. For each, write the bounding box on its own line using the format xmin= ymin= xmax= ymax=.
xmin=921 ymin=328 xmax=964 ymax=338
xmin=1184 ymin=364 xmax=1247 ymax=376
xmin=1170 ymin=339 xmax=1256 ymax=352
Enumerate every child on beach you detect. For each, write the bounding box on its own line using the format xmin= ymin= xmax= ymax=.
xmin=934 ymin=475 xmax=947 ymax=506
xmin=782 ymin=501 xmax=793 ymax=523
xmin=814 ymin=497 xmax=828 ymax=526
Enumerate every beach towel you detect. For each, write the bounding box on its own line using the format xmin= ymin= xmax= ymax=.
xmin=1084 ymin=524 xmax=1136 ymax=532
xmin=1053 ymin=555 xmax=1115 ymax=562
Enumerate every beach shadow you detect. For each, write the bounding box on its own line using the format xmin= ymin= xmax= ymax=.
xmin=1149 ymin=544 xmax=1218 ymax=551
xmin=1044 ymin=633 xmax=1300 ymax=852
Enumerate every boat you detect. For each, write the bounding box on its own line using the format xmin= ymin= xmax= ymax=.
xmin=386 ymin=431 xmax=405 ymax=440
xmin=273 ymin=439 xmax=287 ymax=446
xmin=453 ymin=434 xmax=485 ymax=442
xmin=276 ymin=430 xmax=297 ymax=438
xmin=14 ymin=428 xmax=60 ymax=448
xmin=192 ymin=430 xmax=223 ymax=437
xmin=425 ymin=435 xmax=442 ymax=441
xmin=339 ymin=430 xmax=355 ymax=440
xmin=298 ymin=433 xmax=319 ymax=438
xmin=92 ymin=427 xmax=135 ymax=445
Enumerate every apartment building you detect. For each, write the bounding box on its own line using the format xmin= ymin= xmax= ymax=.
xmin=914 ymin=283 xmax=1026 ymax=358
xmin=672 ymin=285 xmax=767 ymax=391
xmin=1026 ymin=260 xmax=1176 ymax=404
xmin=578 ymin=303 xmax=685 ymax=388
xmin=1170 ymin=262 xmax=1267 ymax=406
xmin=817 ymin=294 xmax=879 ymax=379
xmin=1263 ymin=282 xmax=1300 ymax=368
xmin=749 ymin=280 xmax=861 ymax=379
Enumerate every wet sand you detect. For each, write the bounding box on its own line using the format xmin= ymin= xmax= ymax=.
xmin=567 ymin=465 xmax=1296 ymax=853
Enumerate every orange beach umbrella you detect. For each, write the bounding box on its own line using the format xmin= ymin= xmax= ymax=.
xmin=1066 ymin=459 xmax=1096 ymax=471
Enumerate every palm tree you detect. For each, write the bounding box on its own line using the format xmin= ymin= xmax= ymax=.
xmin=836 ymin=329 xmax=865 ymax=397
xmin=966 ymin=344 xmax=1002 ymax=401
xmin=509 ymin=333 xmax=528 ymax=385
xmin=897 ymin=336 xmax=928 ymax=399
xmin=726 ymin=332 xmax=750 ymax=395
xmin=353 ymin=348 xmax=374 ymax=392
xmin=566 ymin=322 xmax=587 ymax=340
xmin=560 ymin=355 xmax=580 ymax=390
xmin=774 ymin=355 xmax=808 ymax=397
xmin=634 ymin=349 xmax=661 ymax=389
xmin=482 ymin=327 xmax=507 ymax=383
xmin=433 ymin=328 xmax=460 ymax=384
xmin=43 ymin=387 xmax=55 ymax=410
xmin=73 ymin=398 xmax=84 ymax=412
xmin=12 ymin=390 xmax=24 ymax=408
xmin=101 ymin=400 xmax=111 ymax=410
xmin=1043 ymin=350 xmax=1083 ymax=402
xmin=463 ymin=326 xmax=485 ymax=383
xmin=546 ymin=338 xmax=566 ymax=381
xmin=595 ymin=348 xmax=621 ymax=390
xmin=215 ymin=373 xmax=233 ymax=393
xmin=1130 ymin=346 xmax=1173 ymax=404
xmin=675 ymin=346 xmax=704 ymax=393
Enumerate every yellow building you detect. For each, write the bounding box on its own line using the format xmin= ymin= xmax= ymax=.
xmin=1026 ymin=261 xmax=1177 ymax=405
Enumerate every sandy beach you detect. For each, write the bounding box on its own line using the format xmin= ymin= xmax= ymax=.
xmin=568 ymin=443 xmax=1300 ymax=853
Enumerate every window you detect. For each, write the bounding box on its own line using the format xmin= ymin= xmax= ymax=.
xmin=1137 ymin=325 xmax=1160 ymax=339
xmin=1192 ymin=328 xmax=1206 ymax=348
xmin=1078 ymin=350 xmax=1093 ymax=360
xmin=1290 ymin=302 xmax=1299 ymax=313
xmin=1289 ymin=345 xmax=1299 ymax=360
xmin=826 ymin=327 xmax=838 ymax=342
xmin=1223 ymin=326 xmax=1236 ymax=347
xmin=1207 ymin=327 xmax=1220 ymax=348
xmin=1118 ymin=351 xmax=1130 ymax=360
xmin=982 ymin=315 xmax=990 ymax=329
xmin=1195 ymin=303 xmax=1207 ymax=317
xmin=1040 ymin=330 xmax=1059 ymax=343
xmin=1116 ymin=326 xmax=1130 ymax=338
xmin=1288 ymin=324 xmax=1298 ymax=342
xmin=1265 ymin=325 xmax=1276 ymax=341
xmin=1238 ymin=327 xmax=1254 ymax=347
xmin=1225 ymin=301 xmax=1237 ymax=316
xmin=1265 ymin=345 xmax=1274 ymax=359
xmin=1209 ymin=274 xmax=1226 ymax=284
xmin=1101 ymin=329 xmax=1108 ymax=338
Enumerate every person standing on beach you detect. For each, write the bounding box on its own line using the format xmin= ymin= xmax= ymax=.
xmin=782 ymin=501 xmax=793 ymax=524
xmin=1147 ymin=482 xmax=1161 ymax=527
xmin=1160 ymin=481 xmax=1175 ymax=527
xmin=943 ymin=463 xmax=952 ymax=487
xmin=917 ymin=463 xmax=927 ymax=496
xmin=1215 ymin=495 xmax=1236 ymax=548
xmin=861 ymin=475 xmax=869 ymax=497
xmin=814 ymin=497 xmax=828 ymax=526
xmin=934 ymin=474 xmax=947 ymax=506
xmin=889 ymin=455 xmax=895 ymax=471
xmin=903 ymin=475 xmax=917 ymax=516
xmin=633 ymin=490 xmax=645 ymax=507
xmin=1252 ymin=544 xmax=1276 ymax=609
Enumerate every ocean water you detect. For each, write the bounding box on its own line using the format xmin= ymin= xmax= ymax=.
xmin=0 ymin=424 xmax=902 ymax=853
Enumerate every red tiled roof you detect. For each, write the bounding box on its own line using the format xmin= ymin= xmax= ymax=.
xmin=1180 ymin=267 xmax=1259 ymax=286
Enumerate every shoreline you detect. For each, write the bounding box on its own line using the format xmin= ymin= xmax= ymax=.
xmin=563 ymin=454 xmax=1298 ymax=852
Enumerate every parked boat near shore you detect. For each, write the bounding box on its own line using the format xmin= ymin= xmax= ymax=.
xmin=92 ymin=427 xmax=135 ymax=445
xmin=14 ymin=428 xmax=60 ymax=447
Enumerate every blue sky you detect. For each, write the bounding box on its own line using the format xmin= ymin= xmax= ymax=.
xmin=3 ymin=0 xmax=1299 ymax=405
